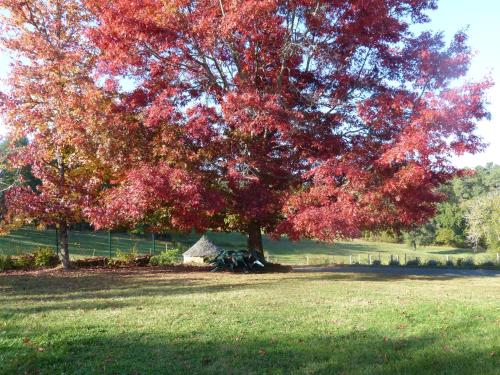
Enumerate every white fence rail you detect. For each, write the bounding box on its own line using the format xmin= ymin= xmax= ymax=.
xmin=265 ymin=252 xmax=500 ymax=266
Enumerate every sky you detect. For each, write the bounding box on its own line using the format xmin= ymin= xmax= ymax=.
xmin=426 ymin=0 xmax=500 ymax=167
xmin=0 ymin=0 xmax=499 ymax=168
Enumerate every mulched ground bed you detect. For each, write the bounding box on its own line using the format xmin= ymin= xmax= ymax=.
xmin=0 ymin=260 xmax=292 ymax=276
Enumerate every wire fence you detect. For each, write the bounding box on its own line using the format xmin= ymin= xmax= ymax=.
xmin=266 ymin=252 xmax=500 ymax=266
xmin=0 ymin=227 xmax=190 ymax=258
xmin=1 ymin=227 xmax=499 ymax=266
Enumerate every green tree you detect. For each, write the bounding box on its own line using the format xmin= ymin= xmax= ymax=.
xmin=433 ymin=202 xmax=467 ymax=247
xmin=403 ymin=223 xmax=436 ymax=249
xmin=401 ymin=164 xmax=499 ymax=249
xmin=463 ymin=191 xmax=500 ymax=251
xmin=451 ymin=164 xmax=500 ymax=201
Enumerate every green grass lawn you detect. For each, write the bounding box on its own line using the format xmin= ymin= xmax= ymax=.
xmin=0 ymin=270 xmax=498 ymax=374
xmin=0 ymin=227 xmax=496 ymax=265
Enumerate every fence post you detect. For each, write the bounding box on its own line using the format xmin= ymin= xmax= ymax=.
xmin=306 ymin=256 xmax=309 ymax=265
xmin=108 ymin=230 xmax=112 ymax=258
xmin=349 ymin=255 xmax=352 ymax=265
xmin=55 ymin=227 xmax=59 ymax=255
xmin=357 ymin=255 xmax=360 ymax=264
xmin=446 ymin=255 xmax=449 ymax=263
xmin=369 ymin=255 xmax=372 ymax=265
xmin=152 ymin=232 xmax=156 ymax=255
xmin=390 ymin=254 xmax=393 ymax=263
xmin=378 ymin=252 xmax=381 ymax=261
xmin=497 ymin=253 xmax=499 ymax=264
xmin=404 ymin=253 xmax=407 ymax=265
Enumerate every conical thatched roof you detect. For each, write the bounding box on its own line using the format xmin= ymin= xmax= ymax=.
xmin=183 ymin=235 xmax=221 ymax=257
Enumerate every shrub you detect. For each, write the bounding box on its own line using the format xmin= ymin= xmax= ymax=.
xmin=0 ymin=255 xmax=13 ymax=271
xmin=33 ymin=247 xmax=59 ymax=267
xmin=12 ymin=253 xmax=35 ymax=269
xmin=2 ymin=250 xmax=59 ymax=271
xmin=114 ymin=249 xmax=139 ymax=264
xmin=371 ymin=259 xmax=381 ymax=266
xmin=424 ymin=259 xmax=442 ymax=268
xmin=388 ymin=259 xmax=400 ymax=266
xmin=445 ymin=260 xmax=454 ymax=268
xmin=405 ymin=258 xmax=421 ymax=267
xmin=456 ymin=258 xmax=475 ymax=269
xmin=148 ymin=256 xmax=159 ymax=266
xmin=478 ymin=261 xmax=496 ymax=269
xmin=463 ymin=258 xmax=475 ymax=268
xmin=150 ymin=249 xmax=181 ymax=266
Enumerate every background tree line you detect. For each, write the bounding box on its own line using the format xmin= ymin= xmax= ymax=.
xmin=365 ymin=163 xmax=500 ymax=251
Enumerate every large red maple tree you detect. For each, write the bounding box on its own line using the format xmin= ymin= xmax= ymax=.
xmin=85 ymin=0 xmax=490 ymax=256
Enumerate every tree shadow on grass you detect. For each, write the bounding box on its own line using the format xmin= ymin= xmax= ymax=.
xmin=1 ymin=270 xmax=496 ymax=318
xmin=284 ymin=273 xmax=462 ymax=283
xmin=431 ymin=248 xmax=486 ymax=255
xmin=0 ymin=273 xmax=264 ymax=304
xmin=1 ymin=269 xmax=495 ymax=305
xmin=293 ymin=266 xmax=500 ymax=279
xmin=1 ymin=325 xmax=498 ymax=375
xmin=1 ymin=272 xmax=499 ymax=374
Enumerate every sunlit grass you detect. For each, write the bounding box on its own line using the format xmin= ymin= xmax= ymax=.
xmin=0 ymin=270 xmax=498 ymax=374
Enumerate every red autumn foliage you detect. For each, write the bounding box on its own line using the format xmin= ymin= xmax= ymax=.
xmin=1 ymin=1 xmax=492 ymax=257
xmin=0 ymin=0 xmax=141 ymax=266
xmin=83 ymin=0 xmax=490 ymax=253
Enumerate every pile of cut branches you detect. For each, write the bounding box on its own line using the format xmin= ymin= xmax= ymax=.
xmin=209 ymin=250 xmax=265 ymax=273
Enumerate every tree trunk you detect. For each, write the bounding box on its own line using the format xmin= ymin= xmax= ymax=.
xmin=247 ymin=222 xmax=264 ymax=257
xmin=59 ymin=221 xmax=71 ymax=269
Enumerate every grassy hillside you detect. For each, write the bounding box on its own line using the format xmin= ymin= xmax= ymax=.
xmin=0 ymin=227 xmax=496 ymax=265
xmin=0 ymin=270 xmax=498 ymax=374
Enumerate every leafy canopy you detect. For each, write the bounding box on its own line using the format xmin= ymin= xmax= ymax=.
xmin=0 ymin=0 xmax=492 ymax=246
xmin=84 ymin=0 xmax=491 ymax=241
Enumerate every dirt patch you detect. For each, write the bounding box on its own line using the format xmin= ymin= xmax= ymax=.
xmin=0 ymin=264 xmax=210 ymax=276
xmin=0 ymin=262 xmax=291 ymax=277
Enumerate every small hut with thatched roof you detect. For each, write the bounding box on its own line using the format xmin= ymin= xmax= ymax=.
xmin=182 ymin=235 xmax=221 ymax=264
